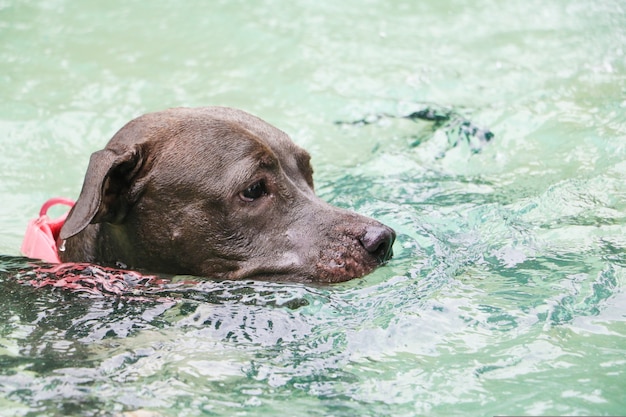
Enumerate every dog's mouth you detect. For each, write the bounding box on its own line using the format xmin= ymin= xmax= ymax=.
xmin=314 ymin=250 xmax=385 ymax=283
xmin=230 ymin=253 xmax=306 ymax=282
xmin=226 ymin=251 xmax=389 ymax=284
xmin=226 ymin=225 xmax=396 ymax=283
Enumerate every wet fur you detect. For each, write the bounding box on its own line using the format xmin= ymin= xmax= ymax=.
xmin=59 ymin=107 xmax=395 ymax=283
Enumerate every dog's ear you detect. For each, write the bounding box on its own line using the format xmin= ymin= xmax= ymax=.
xmin=60 ymin=146 xmax=144 ymax=240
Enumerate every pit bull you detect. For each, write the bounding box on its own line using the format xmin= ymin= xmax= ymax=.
xmin=59 ymin=107 xmax=395 ymax=283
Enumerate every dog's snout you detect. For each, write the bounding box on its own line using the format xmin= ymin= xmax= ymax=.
xmin=360 ymin=225 xmax=396 ymax=263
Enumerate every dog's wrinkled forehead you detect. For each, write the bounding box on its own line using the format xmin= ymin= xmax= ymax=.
xmin=114 ymin=107 xmax=314 ymax=191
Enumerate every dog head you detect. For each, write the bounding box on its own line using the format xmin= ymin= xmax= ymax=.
xmin=59 ymin=107 xmax=395 ymax=283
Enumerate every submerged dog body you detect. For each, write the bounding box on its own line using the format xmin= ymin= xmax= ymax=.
xmin=59 ymin=107 xmax=395 ymax=283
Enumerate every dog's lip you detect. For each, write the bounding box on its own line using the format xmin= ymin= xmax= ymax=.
xmin=231 ymin=268 xmax=313 ymax=283
xmin=230 ymin=245 xmax=391 ymax=283
xmin=231 ymin=257 xmax=307 ymax=282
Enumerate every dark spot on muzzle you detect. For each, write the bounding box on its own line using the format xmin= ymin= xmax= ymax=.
xmin=359 ymin=225 xmax=396 ymax=264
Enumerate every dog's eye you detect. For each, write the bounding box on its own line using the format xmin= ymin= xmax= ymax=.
xmin=240 ymin=180 xmax=267 ymax=202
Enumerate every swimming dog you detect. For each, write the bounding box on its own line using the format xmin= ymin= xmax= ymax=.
xmin=59 ymin=107 xmax=395 ymax=283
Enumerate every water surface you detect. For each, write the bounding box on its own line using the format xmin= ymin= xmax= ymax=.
xmin=1 ymin=0 xmax=625 ymax=416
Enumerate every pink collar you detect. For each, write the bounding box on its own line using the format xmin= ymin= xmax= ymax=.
xmin=21 ymin=198 xmax=75 ymax=263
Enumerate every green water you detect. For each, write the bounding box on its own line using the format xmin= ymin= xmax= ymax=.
xmin=1 ymin=0 xmax=626 ymax=416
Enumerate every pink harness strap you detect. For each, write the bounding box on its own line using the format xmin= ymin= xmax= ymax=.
xmin=19 ymin=198 xmax=188 ymax=298
xmin=21 ymin=197 xmax=75 ymax=263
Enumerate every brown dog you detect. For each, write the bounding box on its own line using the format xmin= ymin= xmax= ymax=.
xmin=58 ymin=107 xmax=395 ymax=283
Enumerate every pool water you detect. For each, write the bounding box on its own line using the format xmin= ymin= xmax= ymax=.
xmin=1 ymin=0 xmax=625 ymax=416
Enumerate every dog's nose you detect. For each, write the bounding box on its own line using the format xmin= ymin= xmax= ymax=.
xmin=360 ymin=225 xmax=396 ymax=263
